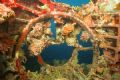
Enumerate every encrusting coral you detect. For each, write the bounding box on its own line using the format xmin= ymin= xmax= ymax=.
xmin=0 ymin=0 xmax=120 ymax=80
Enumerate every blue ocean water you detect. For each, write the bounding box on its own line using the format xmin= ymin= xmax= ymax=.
xmin=23 ymin=0 xmax=101 ymax=71
xmin=54 ymin=0 xmax=90 ymax=6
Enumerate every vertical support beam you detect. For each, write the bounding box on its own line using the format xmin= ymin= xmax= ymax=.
xmin=116 ymin=14 xmax=120 ymax=63
xmin=92 ymin=40 xmax=100 ymax=65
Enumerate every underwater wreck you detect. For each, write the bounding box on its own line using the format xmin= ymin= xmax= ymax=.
xmin=0 ymin=0 xmax=120 ymax=80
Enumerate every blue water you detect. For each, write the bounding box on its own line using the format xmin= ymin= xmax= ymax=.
xmin=23 ymin=0 xmax=97 ymax=71
xmin=50 ymin=18 xmax=56 ymax=39
xmin=55 ymin=0 xmax=90 ymax=6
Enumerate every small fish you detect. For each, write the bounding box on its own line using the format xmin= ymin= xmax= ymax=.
xmin=29 ymin=43 xmax=44 ymax=65
xmin=37 ymin=55 xmax=44 ymax=65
